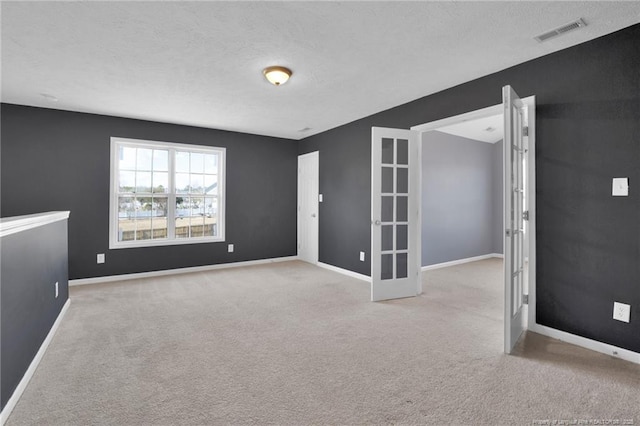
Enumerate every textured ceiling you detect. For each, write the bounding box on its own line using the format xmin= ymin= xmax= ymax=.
xmin=2 ymin=2 xmax=639 ymax=140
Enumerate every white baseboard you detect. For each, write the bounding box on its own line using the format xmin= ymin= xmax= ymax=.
xmin=530 ymin=323 xmax=640 ymax=365
xmin=0 ymin=298 xmax=70 ymax=426
xmin=69 ymin=256 xmax=299 ymax=286
xmin=317 ymin=262 xmax=371 ymax=282
xmin=421 ymin=253 xmax=503 ymax=271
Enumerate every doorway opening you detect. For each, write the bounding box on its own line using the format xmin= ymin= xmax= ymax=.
xmin=410 ymin=93 xmax=535 ymax=354
xmin=370 ymin=87 xmax=536 ymax=354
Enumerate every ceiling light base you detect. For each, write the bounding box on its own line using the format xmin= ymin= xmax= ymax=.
xmin=263 ymin=66 xmax=292 ymax=86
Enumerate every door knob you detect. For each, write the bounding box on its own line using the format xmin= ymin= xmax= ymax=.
xmin=373 ymin=220 xmax=381 ymax=226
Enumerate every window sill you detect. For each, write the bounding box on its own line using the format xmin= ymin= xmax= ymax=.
xmin=109 ymin=236 xmax=225 ymax=250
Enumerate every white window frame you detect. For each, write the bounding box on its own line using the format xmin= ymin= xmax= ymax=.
xmin=109 ymin=137 xmax=226 ymax=249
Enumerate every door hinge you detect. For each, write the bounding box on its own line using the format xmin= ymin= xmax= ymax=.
xmin=523 ymin=126 xmax=529 ymax=137
xmin=523 ymin=294 xmax=529 ymax=305
xmin=523 ymin=210 xmax=529 ymax=221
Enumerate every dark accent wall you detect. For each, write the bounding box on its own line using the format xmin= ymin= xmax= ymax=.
xmin=1 ymin=105 xmax=298 ymax=279
xmin=1 ymin=219 xmax=69 ymax=411
xmin=299 ymin=24 xmax=640 ymax=353
xmin=421 ymin=131 xmax=500 ymax=266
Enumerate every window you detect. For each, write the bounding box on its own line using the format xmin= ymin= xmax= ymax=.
xmin=110 ymin=137 xmax=225 ymax=249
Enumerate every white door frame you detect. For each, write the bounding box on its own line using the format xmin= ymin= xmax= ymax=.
xmin=410 ymin=96 xmax=537 ymax=344
xmin=297 ymin=151 xmax=319 ymax=264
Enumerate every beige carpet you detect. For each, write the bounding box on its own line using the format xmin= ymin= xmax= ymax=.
xmin=6 ymin=259 xmax=640 ymax=425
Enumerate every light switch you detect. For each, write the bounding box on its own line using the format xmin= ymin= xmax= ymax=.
xmin=612 ymin=178 xmax=628 ymax=197
xmin=319 ymin=194 xmax=323 ymax=202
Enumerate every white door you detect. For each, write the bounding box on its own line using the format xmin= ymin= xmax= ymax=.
xmin=503 ymin=85 xmax=527 ymax=353
xmin=371 ymin=127 xmax=421 ymax=301
xmin=298 ymin=152 xmax=319 ymax=264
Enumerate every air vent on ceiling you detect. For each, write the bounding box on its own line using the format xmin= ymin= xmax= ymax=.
xmin=534 ymin=18 xmax=587 ymax=42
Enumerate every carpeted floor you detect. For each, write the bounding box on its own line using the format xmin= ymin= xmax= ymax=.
xmin=6 ymin=259 xmax=640 ymax=425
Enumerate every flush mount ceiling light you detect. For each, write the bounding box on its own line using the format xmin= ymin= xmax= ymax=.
xmin=263 ymin=66 xmax=292 ymax=86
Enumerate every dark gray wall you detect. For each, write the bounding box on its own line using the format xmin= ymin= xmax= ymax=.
xmin=421 ymin=131 xmax=498 ymax=266
xmin=1 ymin=219 xmax=69 ymax=410
xmin=1 ymin=105 xmax=298 ymax=279
xmin=492 ymin=140 xmax=504 ymax=254
xmin=299 ymin=24 xmax=640 ymax=353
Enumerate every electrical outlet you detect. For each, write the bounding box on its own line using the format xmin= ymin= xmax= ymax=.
xmin=54 ymin=282 xmax=59 ymax=298
xmin=612 ymin=177 xmax=629 ymax=196
xmin=613 ymin=302 xmax=631 ymax=323
xmin=97 ymin=253 xmax=105 ymax=264
xmin=359 ymin=251 xmax=365 ymax=262
xmin=228 ymin=244 xmax=234 ymax=253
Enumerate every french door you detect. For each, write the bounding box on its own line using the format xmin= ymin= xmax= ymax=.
xmin=503 ymin=85 xmax=527 ymax=353
xmin=371 ymin=127 xmax=420 ymax=301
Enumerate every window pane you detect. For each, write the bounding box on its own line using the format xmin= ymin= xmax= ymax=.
xmin=152 ymin=172 xmax=168 ymax=193
xmin=153 ymin=149 xmax=168 ymax=172
xmin=119 ymin=146 xmax=136 ymax=170
xmin=204 ymin=196 xmax=216 ymax=237
xmin=118 ymin=196 xmax=135 ymax=242
xmin=397 ymin=196 xmax=408 ymax=222
xmin=175 ymin=197 xmax=189 ymax=238
xmin=381 ymin=196 xmax=393 ymax=222
xmin=397 ymin=168 xmax=408 ymax=194
xmin=190 ymin=196 xmax=205 ymax=237
xmin=119 ymin=171 xmax=135 ymax=193
xmin=136 ymin=197 xmax=153 ymax=217
xmin=382 ymin=167 xmax=393 ymax=193
xmin=204 ymin=175 xmax=218 ymax=195
xmin=210 ymin=197 xmax=219 ymax=218
xmin=396 ymin=225 xmax=408 ymax=250
xmin=152 ymin=197 xmax=168 ymax=239
xmin=381 ymin=138 xmax=394 ymax=164
xmin=176 ymin=151 xmax=190 ymax=173
xmin=191 ymin=152 xmax=204 ymax=174
xmin=190 ymin=174 xmax=204 ymax=194
xmin=381 ymin=254 xmax=393 ymax=280
xmin=191 ymin=196 xmax=204 ymax=216
xmin=135 ymin=172 xmax=152 ymax=193
xmin=397 ymin=139 xmax=408 ymax=165
xmin=382 ymin=225 xmax=393 ymax=251
xmin=176 ymin=173 xmax=190 ymax=194
xmin=135 ymin=196 xmax=153 ymax=240
xmin=397 ymin=253 xmax=408 ymax=279
xmin=136 ymin=148 xmax=152 ymax=171
xmin=204 ymin=154 xmax=218 ymax=174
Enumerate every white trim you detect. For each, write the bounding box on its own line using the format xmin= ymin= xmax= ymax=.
xmin=0 ymin=211 xmax=70 ymax=238
xmin=109 ymin=137 xmax=226 ymax=250
xmin=317 ymin=262 xmax=371 ymax=282
xmin=0 ymin=299 xmax=70 ymax=426
xmin=421 ymin=253 xmax=503 ymax=271
xmin=410 ymin=104 xmax=503 ymax=133
xmin=69 ymin=256 xmax=298 ymax=286
xmin=530 ymin=324 xmax=640 ymax=365
xmin=524 ymin=96 xmax=537 ymax=329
